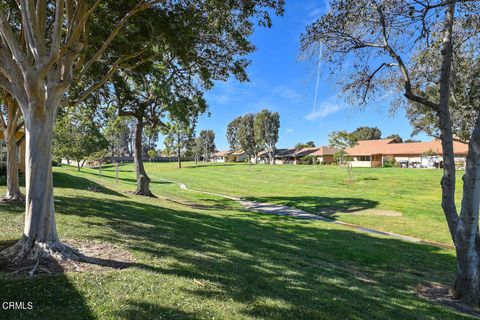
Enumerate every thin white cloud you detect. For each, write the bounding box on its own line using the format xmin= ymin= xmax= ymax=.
xmin=305 ymin=101 xmax=345 ymax=121
xmin=273 ymin=86 xmax=302 ymax=101
xmin=285 ymin=128 xmax=294 ymax=134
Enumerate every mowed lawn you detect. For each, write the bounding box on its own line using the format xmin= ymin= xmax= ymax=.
xmin=0 ymin=165 xmax=473 ymax=319
xmin=129 ymin=161 xmax=458 ymax=245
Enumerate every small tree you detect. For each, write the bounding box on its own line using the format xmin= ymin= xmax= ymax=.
xmin=254 ymin=109 xmax=280 ymax=165
xmin=53 ymin=108 xmax=108 ymax=172
xmin=147 ymin=149 xmax=157 ymax=162
xmin=164 ymin=107 xmax=204 ymax=168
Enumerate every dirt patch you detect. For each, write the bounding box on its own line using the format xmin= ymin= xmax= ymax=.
xmin=0 ymin=240 xmax=135 ymax=277
xmin=417 ymin=282 xmax=480 ymax=318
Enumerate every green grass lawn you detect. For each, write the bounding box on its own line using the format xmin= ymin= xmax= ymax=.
xmin=128 ymin=161 xmax=460 ymax=245
xmin=0 ymin=164 xmax=472 ymax=319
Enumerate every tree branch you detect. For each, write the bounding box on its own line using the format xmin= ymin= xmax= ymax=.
xmin=376 ymin=5 xmax=439 ymax=111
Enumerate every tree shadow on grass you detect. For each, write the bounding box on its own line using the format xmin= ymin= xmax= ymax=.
xmin=183 ymin=163 xmax=237 ymax=169
xmin=53 ymin=172 xmax=127 ymax=198
xmin=0 ymin=239 xmax=96 ymax=320
xmin=52 ymin=194 xmax=468 ymax=319
xmin=71 ymin=168 xmax=174 ymax=186
xmin=246 ymin=195 xmax=380 ymax=218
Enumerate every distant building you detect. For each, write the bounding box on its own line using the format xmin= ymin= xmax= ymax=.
xmin=346 ymin=139 xmax=468 ymax=168
xmin=252 ymin=146 xmax=339 ymax=165
xmin=212 ymin=150 xmax=248 ymax=162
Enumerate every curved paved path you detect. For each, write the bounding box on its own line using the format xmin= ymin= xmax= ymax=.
xmin=152 ymin=175 xmax=453 ymax=250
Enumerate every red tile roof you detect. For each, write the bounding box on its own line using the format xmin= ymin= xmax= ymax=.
xmin=346 ymin=139 xmax=468 ymax=156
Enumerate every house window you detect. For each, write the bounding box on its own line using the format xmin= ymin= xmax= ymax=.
xmin=358 ymin=156 xmax=371 ymax=161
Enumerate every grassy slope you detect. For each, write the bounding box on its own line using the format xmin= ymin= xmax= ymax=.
xmin=0 ymin=165 xmax=471 ymax=319
xmin=135 ymin=162 xmax=460 ymax=245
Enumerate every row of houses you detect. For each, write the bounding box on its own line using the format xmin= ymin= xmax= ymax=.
xmin=212 ymin=146 xmax=340 ymax=165
xmin=212 ymin=138 xmax=469 ymax=168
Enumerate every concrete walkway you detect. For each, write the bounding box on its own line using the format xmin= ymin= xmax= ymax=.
xmin=153 ymin=176 xmax=453 ymax=250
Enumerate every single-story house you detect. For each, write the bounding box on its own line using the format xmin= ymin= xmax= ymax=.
xmin=211 ymin=150 xmax=248 ymax=162
xmin=0 ymin=130 xmax=25 ymax=172
xmin=310 ymin=146 xmax=339 ymax=164
xmin=346 ymin=139 xmax=468 ymax=168
xmin=252 ymin=146 xmax=339 ymax=165
xmin=211 ymin=150 xmax=231 ymax=162
xmin=291 ymin=147 xmax=320 ymax=165
xmin=254 ymin=150 xmax=273 ymax=164
xmin=272 ymin=148 xmax=297 ymax=164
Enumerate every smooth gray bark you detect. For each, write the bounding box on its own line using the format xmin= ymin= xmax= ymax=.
xmin=4 ymin=136 xmax=23 ymax=201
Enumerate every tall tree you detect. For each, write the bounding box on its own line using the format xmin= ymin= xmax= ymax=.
xmin=0 ymin=0 xmax=284 ymax=264
xmin=254 ymin=109 xmax=280 ymax=164
xmin=199 ymin=130 xmax=216 ymax=161
xmin=0 ymin=92 xmax=24 ymax=202
xmin=301 ymin=0 xmax=480 ymax=305
xmin=192 ymin=136 xmax=203 ymax=165
xmin=226 ymin=117 xmax=242 ymax=151
xmin=350 ymin=126 xmax=382 ymax=142
xmin=237 ymin=114 xmax=259 ymax=163
xmin=385 ymin=134 xmax=403 ymax=143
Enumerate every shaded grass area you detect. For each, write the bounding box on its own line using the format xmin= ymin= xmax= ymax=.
xmin=123 ymin=161 xmax=461 ymax=245
xmin=0 ymin=166 xmax=472 ymax=319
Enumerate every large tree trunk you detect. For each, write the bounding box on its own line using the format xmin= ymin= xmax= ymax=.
xmin=133 ymin=119 xmax=153 ymax=196
xmin=432 ymin=1 xmax=480 ymax=306
xmin=453 ymin=114 xmax=480 ymax=305
xmin=3 ymin=133 xmax=23 ymax=202
xmin=1 ymin=109 xmax=62 ymax=264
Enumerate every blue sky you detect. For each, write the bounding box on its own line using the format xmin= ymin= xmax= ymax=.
xmin=160 ymin=0 xmax=429 ymax=150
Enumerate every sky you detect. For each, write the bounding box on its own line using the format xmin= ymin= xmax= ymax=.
xmin=160 ymin=0 xmax=430 ymax=151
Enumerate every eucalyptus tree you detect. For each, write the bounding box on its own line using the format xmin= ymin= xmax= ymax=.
xmin=192 ymin=137 xmax=203 ymax=164
xmin=0 ymin=91 xmax=24 ymax=202
xmin=237 ymin=113 xmax=260 ymax=163
xmin=0 ymin=0 xmax=284 ymax=265
xmin=227 ymin=117 xmax=242 ymax=151
xmin=301 ymin=0 xmax=480 ymax=305
xmin=254 ymin=109 xmax=280 ymax=164
xmin=199 ymin=130 xmax=216 ymax=161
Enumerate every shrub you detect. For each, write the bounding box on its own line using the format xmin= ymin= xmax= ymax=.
xmin=301 ymin=155 xmax=316 ymax=165
xmin=383 ymin=157 xmax=398 ymax=168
